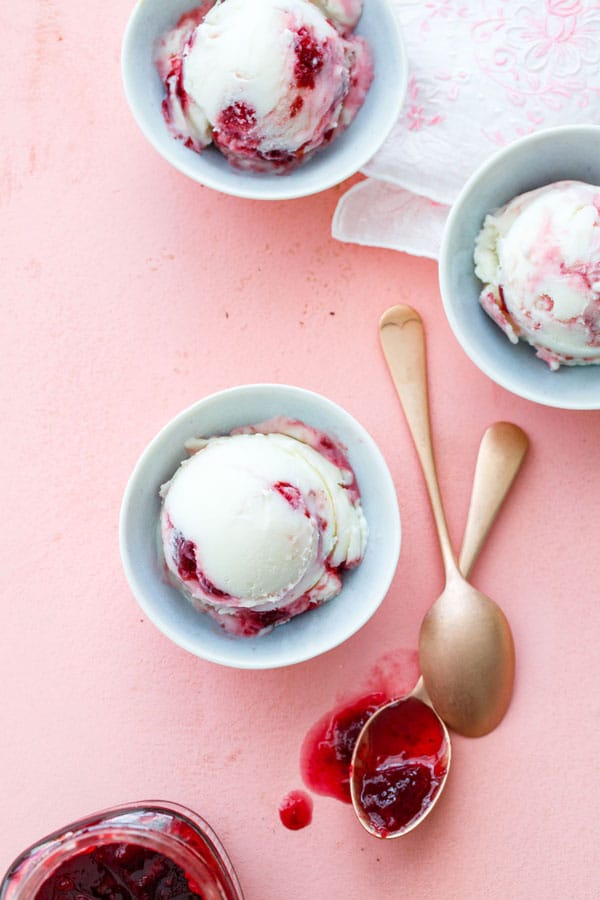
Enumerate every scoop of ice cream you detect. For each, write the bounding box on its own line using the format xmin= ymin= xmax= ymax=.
xmin=160 ymin=418 xmax=368 ymax=637
xmin=155 ymin=0 xmax=373 ymax=173
xmin=474 ymin=180 xmax=600 ymax=370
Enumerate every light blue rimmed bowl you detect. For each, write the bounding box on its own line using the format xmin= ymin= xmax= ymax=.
xmin=121 ymin=0 xmax=408 ymax=200
xmin=439 ymin=124 xmax=600 ymax=410
xmin=119 ymin=384 xmax=401 ymax=668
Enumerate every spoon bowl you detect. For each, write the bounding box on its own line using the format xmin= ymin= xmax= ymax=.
xmin=350 ymin=416 xmax=527 ymax=837
xmin=419 ymin=577 xmax=515 ymax=737
xmin=350 ymin=677 xmax=450 ymax=838
xmin=379 ymin=305 xmax=520 ymax=737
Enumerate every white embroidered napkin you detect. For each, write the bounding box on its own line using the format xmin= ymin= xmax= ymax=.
xmin=334 ymin=0 xmax=600 ymax=258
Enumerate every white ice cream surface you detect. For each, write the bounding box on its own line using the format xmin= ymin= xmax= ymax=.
xmin=183 ymin=0 xmax=346 ymax=152
xmin=159 ymin=420 xmax=368 ymax=631
xmin=475 ymin=181 xmax=600 ymax=369
xmin=155 ymin=0 xmax=372 ymax=170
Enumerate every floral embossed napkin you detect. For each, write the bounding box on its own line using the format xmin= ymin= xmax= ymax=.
xmin=333 ymin=0 xmax=600 ymax=258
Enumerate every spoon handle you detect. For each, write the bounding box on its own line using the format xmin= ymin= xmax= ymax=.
xmin=459 ymin=423 xmax=529 ymax=579
xmin=379 ymin=306 xmax=457 ymax=576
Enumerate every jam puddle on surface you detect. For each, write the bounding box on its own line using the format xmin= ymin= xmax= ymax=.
xmin=352 ymin=697 xmax=449 ymax=837
xmin=34 ymin=842 xmax=205 ymax=900
xmin=300 ymin=692 xmax=390 ymax=803
xmin=280 ymin=650 xmax=426 ymax=833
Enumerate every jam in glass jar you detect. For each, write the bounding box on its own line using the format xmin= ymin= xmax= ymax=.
xmin=0 ymin=801 xmax=243 ymax=900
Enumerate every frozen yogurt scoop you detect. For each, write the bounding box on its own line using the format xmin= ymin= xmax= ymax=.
xmin=474 ymin=180 xmax=600 ymax=370
xmin=160 ymin=417 xmax=368 ymax=637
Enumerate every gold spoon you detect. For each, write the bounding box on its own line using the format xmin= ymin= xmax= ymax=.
xmin=379 ymin=305 xmax=525 ymax=738
xmin=350 ymin=418 xmax=528 ymax=838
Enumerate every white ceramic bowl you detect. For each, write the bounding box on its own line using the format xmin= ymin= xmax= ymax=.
xmin=439 ymin=124 xmax=600 ymax=410
xmin=121 ymin=0 xmax=407 ymax=200
xmin=119 ymin=384 xmax=401 ymax=668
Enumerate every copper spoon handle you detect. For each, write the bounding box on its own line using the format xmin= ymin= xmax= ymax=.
xmin=459 ymin=422 xmax=528 ymax=579
xmin=379 ymin=305 xmax=457 ymax=576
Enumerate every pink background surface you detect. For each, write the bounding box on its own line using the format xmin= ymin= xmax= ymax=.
xmin=2 ymin=2 xmax=599 ymax=898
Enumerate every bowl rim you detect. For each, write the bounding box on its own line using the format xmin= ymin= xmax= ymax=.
xmin=120 ymin=0 xmax=409 ymax=201
xmin=119 ymin=383 xmax=401 ymax=669
xmin=439 ymin=123 xmax=600 ymax=411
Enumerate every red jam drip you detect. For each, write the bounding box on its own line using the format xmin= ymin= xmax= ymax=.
xmin=289 ymin=96 xmax=304 ymax=118
xmin=293 ymin=26 xmax=324 ymax=89
xmin=300 ymin=692 xmax=389 ymax=803
xmin=175 ymin=535 xmax=197 ymax=580
xmin=217 ymin=102 xmax=257 ymax=137
xmin=278 ymin=790 xmax=313 ymax=830
xmin=352 ymin=697 xmax=449 ymax=837
xmin=231 ymin=604 xmax=295 ymax=636
xmin=173 ymin=532 xmax=231 ymax=600
xmin=162 ymin=56 xmax=188 ymax=119
xmin=33 ymin=843 xmax=204 ymax=899
xmin=273 ymin=481 xmax=304 ymax=510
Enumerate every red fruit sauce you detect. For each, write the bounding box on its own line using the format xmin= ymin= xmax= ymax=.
xmin=293 ymin=26 xmax=325 ymax=89
xmin=300 ymin=692 xmax=390 ymax=803
xmin=351 ymin=697 xmax=449 ymax=837
xmin=273 ymin=481 xmax=306 ymax=511
xmin=278 ymin=790 xmax=313 ymax=831
xmin=217 ymin=102 xmax=257 ymax=136
xmin=1 ymin=804 xmax=242 ymax=900
xmin=295 ymin=654 xmax=448 ymax=837
xmin=33 ymin=842 xmax=203 ymax=899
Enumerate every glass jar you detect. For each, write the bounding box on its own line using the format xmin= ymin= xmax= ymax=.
xmin=0 ymin=801 xmax=243 ymax=900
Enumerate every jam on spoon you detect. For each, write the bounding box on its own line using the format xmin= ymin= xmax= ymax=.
xmin=351 ymin=696 xmax=449 ymax=837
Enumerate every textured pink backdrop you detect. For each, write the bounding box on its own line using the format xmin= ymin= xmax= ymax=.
xmin=2 ymin=2 xmax=599 ymax=898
